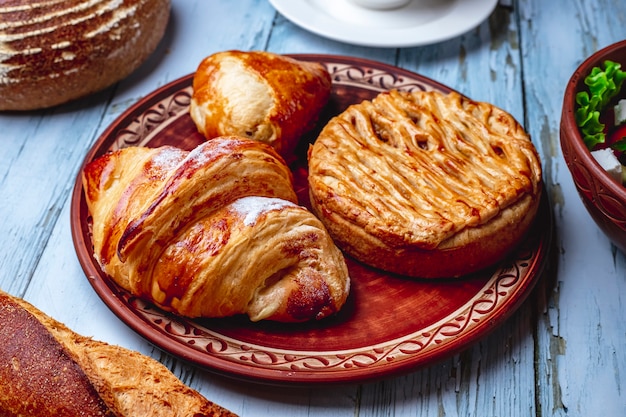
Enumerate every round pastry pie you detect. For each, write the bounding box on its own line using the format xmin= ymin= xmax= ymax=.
xmin=307 ymin=89 xmax=543 ymax=278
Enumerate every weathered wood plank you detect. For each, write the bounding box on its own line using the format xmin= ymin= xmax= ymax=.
xmin=520 ymin=0 xmax=626 ymax=415
xmin=0 ymin=97 xmax=108 ymax=296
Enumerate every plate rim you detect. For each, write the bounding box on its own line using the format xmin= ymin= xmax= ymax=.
xmin=70 ymin=54 xmax=552 ymax=385
xmin=269 ymin=0 xmax=499 ymax=48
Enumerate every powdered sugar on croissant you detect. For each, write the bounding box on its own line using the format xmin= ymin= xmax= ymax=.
xmin=82 ymin=137 xmax=349 ymax=322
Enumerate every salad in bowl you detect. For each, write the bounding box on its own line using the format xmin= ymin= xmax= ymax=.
xmin=576 ymin=60 xmax=626 ymax=184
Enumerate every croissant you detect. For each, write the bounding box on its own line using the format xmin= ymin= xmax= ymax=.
xmin=0 ymin=290 xmax=237 ymax=416
xmin=82 ymin=137 xmax=350 ymax=322
xmin=189 ymin=50 xmax=332 ymax=161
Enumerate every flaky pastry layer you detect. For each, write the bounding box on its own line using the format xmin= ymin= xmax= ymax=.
xmin=83 ymin=137 xmax=349 ymax=322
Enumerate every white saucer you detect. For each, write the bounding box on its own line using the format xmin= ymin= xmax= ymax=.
xmin=269 ymin=0 xmax=498 ymax=48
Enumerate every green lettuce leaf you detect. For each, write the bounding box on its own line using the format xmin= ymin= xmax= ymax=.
xmin=575 ymin=60 xmax=626 ymax=150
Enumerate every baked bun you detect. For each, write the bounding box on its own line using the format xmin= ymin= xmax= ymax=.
xmin=82 ymin=137 xmax=350 ymax=322
xmin=0 ymin=290 xmax=237 ymax=417
xmin=308 ymin=90 xmax=543 ymax=278
xmin=190 ymin=50 xmax=331 ymax=161
xmin=0 ymin=0 xmax=170 ymax=111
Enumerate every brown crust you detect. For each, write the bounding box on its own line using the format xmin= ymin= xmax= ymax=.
xmin=82 ymin=138 xmax=297 ymax=295
xmin=0 ymin=292 xmax=113 ymax=416
xmin=150 ymin=196 xmax=350 ymax=321
xmin=0 ymin=0 xmax=170 ymax=111
xmin=308 ymin=90 xmax=543 ymax=278
xmin=82 ymin=137 xmax=350 ymax=322
xmin=311 ymin=193 xmax=540 ymax=278
xmin=0 ymin=290 xmax=238 ymax=416
xmin=190 ymin=50 xmax=331 ymax=161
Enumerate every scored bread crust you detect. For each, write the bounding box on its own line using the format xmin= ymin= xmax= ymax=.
xmin=0 ymin=0 xmax=170 ymax=111
xmin=308 ymin=90 xmax=543 ymax=278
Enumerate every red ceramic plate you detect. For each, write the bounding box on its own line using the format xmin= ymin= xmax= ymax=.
xmin=71 ymin=55 xmax=552 ymax=385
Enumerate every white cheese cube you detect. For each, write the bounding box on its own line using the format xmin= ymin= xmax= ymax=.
xmin=592 ymin=148 xmax=624 ymax=184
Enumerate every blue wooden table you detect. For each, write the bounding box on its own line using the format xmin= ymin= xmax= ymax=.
xmin=1 ymin=0 xmax=625 ymax=415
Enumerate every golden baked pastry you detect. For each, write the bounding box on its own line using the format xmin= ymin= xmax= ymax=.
xmin=0 ymin=290 xmax=237 ymax=416
xmin=0 ymin=0 xmax=170 ymax=111
xmin=308 ymin=90 xmax=543 ymax=278
xmin=82 ymin=137 xmax=350 ymax=322
xmin=190 ymin=50 xmax=331 ymax=162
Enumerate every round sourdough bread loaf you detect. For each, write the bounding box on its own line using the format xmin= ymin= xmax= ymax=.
xmin=0 ymin=0 xmax=170 ymax=111
xmin=308 ymin=90 xmax=543 ymax=278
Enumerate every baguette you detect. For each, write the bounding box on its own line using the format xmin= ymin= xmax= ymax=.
xmin=0 ymin=0 xmax=170 ymax=111
xmin=0 ymin=290 xmax=237 ymax=417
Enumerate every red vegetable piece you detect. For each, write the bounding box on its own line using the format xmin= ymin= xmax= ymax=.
xmin=608 ymin=124 xmax=626 ymax=147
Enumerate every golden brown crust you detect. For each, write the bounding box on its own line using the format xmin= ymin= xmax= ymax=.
xmin=151 ymin=196 xmax=350 ymax=321
xmin=0 ymin=292 xmax=113 ymax=416
xmin=0 ymin=0 xmax=170 ymax=111
xmin=82 ymin=137 xmax=350 ymax=322
xmin=190 ymin=50 xmax=331 ymax=161
xmin=83 ymin=139 xmax=297 ymax=294
xmin=308 ymin=90 xmax=543 ymax=278
xmin=0 ymin=290 xmax=237 ymax=417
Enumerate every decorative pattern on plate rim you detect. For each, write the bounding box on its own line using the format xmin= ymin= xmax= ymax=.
xmin=117 ymin=244 xmax=534 ymax=373
xmin=324 ymin=62 xmax=433 ymax=93
xmin=112 ymin=86 xmax=193 ymax=151
xmin=107 ymin=59 xmax=437 ymax=152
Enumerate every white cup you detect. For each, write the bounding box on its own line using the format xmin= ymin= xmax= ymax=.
xmin=349 ymin=0 xmax=412 ymax=9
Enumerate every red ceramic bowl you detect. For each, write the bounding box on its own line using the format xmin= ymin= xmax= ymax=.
xmin=560 ymin=40 xmax=626 ymax=252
